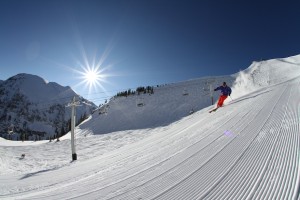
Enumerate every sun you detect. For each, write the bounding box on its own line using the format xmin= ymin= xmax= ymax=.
xmin=71 ymin=59 xmax=110 ymax=96
xmin=84 ymin=68 xmax=100 ymax=85
xmin=67 ymin=39 xmax=115 ymax=98
xmin=78 ymin=64 xmax=107 ymax=93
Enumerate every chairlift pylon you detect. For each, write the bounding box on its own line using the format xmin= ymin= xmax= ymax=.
xmin=182 ymin=89 xmax=189 ymax=96
xmin=136 ymin=97 xmax=145 ymax=107
xmin=203 ymin=87 xmax=209 ymax=92
xmin=99 ymin=104 xmax=109 ymax=115
xmin=7 ymin=125 xmax=14 ymax=134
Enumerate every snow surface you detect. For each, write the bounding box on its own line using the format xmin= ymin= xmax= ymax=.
xmin=0 ymin=55 xmax=300 ymax=199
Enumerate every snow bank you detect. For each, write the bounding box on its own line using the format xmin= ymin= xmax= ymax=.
xmin=232 ymin=54 xmax=300 ymax=99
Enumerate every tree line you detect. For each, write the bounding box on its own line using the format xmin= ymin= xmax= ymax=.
xmin=116 ymin=86 xmax=154 ymax=97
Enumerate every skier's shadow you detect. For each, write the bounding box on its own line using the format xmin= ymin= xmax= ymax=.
xmin=19 ymin=160 xmax=75 ymax=180
xmin=228 ymin=90 xmax=271 ymax=106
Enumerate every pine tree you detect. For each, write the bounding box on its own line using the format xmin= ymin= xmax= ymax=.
xmin=22 ymin=132 xmax=25 ymax=142
xmin=60 ymin=126 xmax=65 ymax=136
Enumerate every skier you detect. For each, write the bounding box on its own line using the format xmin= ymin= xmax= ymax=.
xmin=209 ymin=82 xmax=231 ymax=113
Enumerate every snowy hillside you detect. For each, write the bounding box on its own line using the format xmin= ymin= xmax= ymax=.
xmin=232 ymin=54 xmax=300 ymax=98
xmin=81 ymin=75 xmax=235 ymax=135
xmin=0 ymin=54 xmax=300 ymax=199
xmin=0 ymin=73 xmax=97 ymax=140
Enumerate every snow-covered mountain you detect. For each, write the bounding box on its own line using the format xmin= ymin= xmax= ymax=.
xmin=0 ymin=54 xmax=299 ymax=199
xmin=0 ymin=73 xmax=97 ymax=140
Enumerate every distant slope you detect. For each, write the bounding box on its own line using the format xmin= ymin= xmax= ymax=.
xmin=80 ymin=75 xmax=236 ymax=135
xmin=0 ymin=73 xmax=97 ymax=140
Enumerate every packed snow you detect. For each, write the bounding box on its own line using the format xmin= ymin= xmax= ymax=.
xmin=0 ymin=55 xmax=300 ymax=199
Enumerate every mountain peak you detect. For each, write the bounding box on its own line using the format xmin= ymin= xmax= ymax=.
xmin=7 ymin=73 xmax=48 ymax=84
xmin=3 ymin=73 xmax=73 ymax=103
xmin=0 ymin=73 xmax=97 ymax=141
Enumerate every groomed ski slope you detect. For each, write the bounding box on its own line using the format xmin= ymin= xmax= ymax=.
xmin=1 ymin=76 xmax=299 ymax=199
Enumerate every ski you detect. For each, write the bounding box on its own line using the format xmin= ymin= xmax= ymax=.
xmin=209 ymin=107 xmax=218 ymax=113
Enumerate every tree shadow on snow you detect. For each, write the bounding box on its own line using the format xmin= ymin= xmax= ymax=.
xmin=19 ymin=167 xmax=59 ymax=180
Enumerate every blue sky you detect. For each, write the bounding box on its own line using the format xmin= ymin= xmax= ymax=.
xmin=1 ymin=0 xmax=300 ymax=105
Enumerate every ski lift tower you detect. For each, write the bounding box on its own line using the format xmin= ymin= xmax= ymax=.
xmin=204 ymin=79 xmax=216 ymax=105
xmin=66 ymin=96 xmax=81 ymax=161
xmin=7 ymin=124 xmax=14 ymax=134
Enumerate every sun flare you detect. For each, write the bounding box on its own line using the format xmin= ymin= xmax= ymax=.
xmin=84 ymin=68 xmax=100 ymax=84
xmin=69 ymin=41 xmax=115 ymax=98
xmin=72 ymin=61 xmax=110 ymax=96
